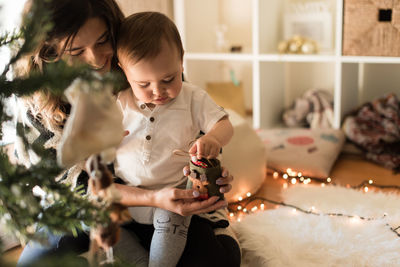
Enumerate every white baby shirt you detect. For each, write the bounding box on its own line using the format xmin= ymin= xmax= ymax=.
xmin=115 ymin=82 xmax=227 ymax=223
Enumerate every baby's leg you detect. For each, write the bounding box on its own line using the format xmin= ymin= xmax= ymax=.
xmin=149 ymin=208 xmax=191 ymax=267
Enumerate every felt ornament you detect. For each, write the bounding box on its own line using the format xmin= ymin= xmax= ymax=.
xmin=57 ymin=78 xmax=124 ymax=168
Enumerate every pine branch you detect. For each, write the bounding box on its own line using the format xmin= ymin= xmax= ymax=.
xmin=1 ymin=0 xmax=52 ymax=77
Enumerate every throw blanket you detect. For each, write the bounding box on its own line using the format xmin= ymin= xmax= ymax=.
xmin=343 ymin=93 xmax=400 ymax=172
xmin=283 ymin=89 xmax=334 ymax=129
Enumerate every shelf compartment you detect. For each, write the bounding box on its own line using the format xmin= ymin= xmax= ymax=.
xmin=259 ymin=61 xmax=336 ymax=128
xmin=184 ymin=59 xmax=253 ymax=117
xmin=181 ymin=0 xmax=252 ymax=54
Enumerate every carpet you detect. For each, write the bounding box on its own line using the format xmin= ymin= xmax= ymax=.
xmin=232 ymin=185 xmax=400 ymax=267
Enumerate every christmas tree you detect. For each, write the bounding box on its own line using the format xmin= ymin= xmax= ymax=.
xmin=0 ymin=0 xmax=123 ymax=260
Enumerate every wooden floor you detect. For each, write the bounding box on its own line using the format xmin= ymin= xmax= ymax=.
xmin=3 ymin=153 xmax=400 ymax=265
xmin=248 ymin=153 xmax=400 ymax=211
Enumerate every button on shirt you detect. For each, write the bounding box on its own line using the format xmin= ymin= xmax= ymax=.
xmin=115 ymin=82 xmax=227 ymax=191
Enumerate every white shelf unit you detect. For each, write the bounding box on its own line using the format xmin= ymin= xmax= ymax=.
xmin=174 ymin=0 xmax=400 ymax=129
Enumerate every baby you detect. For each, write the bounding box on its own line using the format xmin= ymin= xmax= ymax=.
xmin=115 ymin=12 xmax=233 ymax=267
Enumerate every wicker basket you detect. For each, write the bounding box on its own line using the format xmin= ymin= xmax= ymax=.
xmin=343 ymin=0 xmax=400 ymax=57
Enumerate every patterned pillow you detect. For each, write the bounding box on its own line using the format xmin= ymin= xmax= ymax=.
xmin=257 ymin=128 xmax=345 ymax=178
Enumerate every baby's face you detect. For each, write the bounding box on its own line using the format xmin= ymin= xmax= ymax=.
xmin=121 ymin=40 xmax=183 ymax=108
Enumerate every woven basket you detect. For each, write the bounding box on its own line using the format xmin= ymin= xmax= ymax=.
xmin=343 ymin=0 xmax=400 ymax=56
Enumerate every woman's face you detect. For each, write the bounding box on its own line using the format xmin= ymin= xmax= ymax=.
xmin=62 ymin=17 xmax=113 ymax=74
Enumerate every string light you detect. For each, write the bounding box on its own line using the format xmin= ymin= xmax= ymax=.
xmin=327 ymin=177 xmax=331 ymax=183
xmin=238 ymin=196 xmax=243 ymax=201
xmin=246 ymin=192 xmax=252 ymax=197
xmin=228 ymin=195 xmax=400 ymax=238
xmin=291 ymin=178 xmax=297 ymax=184
xmin=364 ymin=186 xmax=369 ymax=193
xmin=369 ymin=179 xmax=373 ymax=184
xmin=273 ymin=172 xmax=279 ymax=179
xmin=283 ymin=174 xmax=288 ymax=179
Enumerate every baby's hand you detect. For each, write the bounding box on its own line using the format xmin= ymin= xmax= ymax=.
xmin=189 ymin=135 xmax=221 ymax=159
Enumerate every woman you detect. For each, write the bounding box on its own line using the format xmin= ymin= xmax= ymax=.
xmin=17 ymin=0 xmax=240 ymax=266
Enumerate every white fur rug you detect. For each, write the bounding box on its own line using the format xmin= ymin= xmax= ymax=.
xmin=232 ymin=185 xmax=400 ymax=267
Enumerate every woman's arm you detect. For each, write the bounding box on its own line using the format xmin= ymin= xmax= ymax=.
xmin=113 ymin=166 xmax=233 ymax=216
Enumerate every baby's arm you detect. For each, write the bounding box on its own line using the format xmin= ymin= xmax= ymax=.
xmin=189 ymin=116 xmax=233 ymax=159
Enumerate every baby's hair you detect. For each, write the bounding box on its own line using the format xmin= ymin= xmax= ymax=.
xmin=117 ymin=12 xmax=184 ymax=66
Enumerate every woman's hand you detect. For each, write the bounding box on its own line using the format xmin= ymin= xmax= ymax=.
xmin=153 ymin=187 xmax=227 ymax=216
xmin=183 ymin=165 xmax=233 ymax=194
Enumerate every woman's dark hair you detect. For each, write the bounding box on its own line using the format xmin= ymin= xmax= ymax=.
xmin=36 ymin=0 xmax=124 ymax=71
xmin=23 ymin=0 xmax=125 ymax=131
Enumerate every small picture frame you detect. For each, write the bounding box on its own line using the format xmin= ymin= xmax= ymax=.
xmin=283 ymin=1 xmax=333 ymax=52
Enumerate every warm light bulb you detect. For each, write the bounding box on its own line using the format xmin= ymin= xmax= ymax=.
xmin=321 ymin=183 xmax=326 ymax=187
xmin=286 ymin=168 xmax=292 ymax=173
xmin=283 ymin=174 xmax=288 ymax=179
xmin=298 ymin=172 xmax=302 ymax=177
xmin=300 ymin=177 xmax=304 ymax=182
xmin=327 ymin=177 xmax=331 ymax=183
xmin=260 ymin=203 xmax=265 ymax=210
xmin=273 ymin=172 xmax=279 ymax=179
xmin=368 ymin=179 xmax=373 ymax=184
xmin=291 ymin=178 xmax=297 ymax=184
xmin=251 ymin=206 xmax=258 ymax=212
xmin=364 ymin=186 xmax=368 ymax=193
xmin=237 ymin=218 xmax=241 ymax=222
xmin=243 ymin=208 xmax=247 ymax=212
xmin=238 ymin=196 xmax=243 ymax=201
xmin=246 ymin=192 xmax=251 ymax=197
xmin=237 ymin=205 xmax=242 ymax=210
xmin=229 ymin=213 xmax=234 ymax=217
xmin=350 ymin=216 xmax=360 ymax=224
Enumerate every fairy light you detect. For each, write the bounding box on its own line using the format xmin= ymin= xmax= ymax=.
xmin=321 ymin=183 xmax=326 ymax=187
xmin=300 ymin=177 xmax=304 ymax=182
xmin=238 ymin=196 xmax=243 ymax=201
xmin=369 ymin=179 xmax=373 ymax=184
xmin=286 ymin=168 xmax=292 ymax=173
xmin=246 ymin=192 xmax=252 ymax=197
xmin=364 ymin=186 xmax=369 ymax=193
xmin=273 ymin=172 xmax=279 ymax=179
xmin=229 ymin=193 xmax=400 ymax=238
xmin=350 ymin=216 xmax=361 ymax=224
xmin=327 ymin=177 xmax=331 ymax=183
xmin=283 ymin=174 xmax=288 ymax=179
xmin=298 ymin=172 xmax=302 ymax=177
xmin=291 ymin=178 xmax=297 ymax=185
